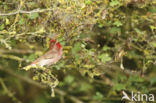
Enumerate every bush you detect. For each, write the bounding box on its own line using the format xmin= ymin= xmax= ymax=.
xmin=0 ymin=0 xmax=156 ymax=103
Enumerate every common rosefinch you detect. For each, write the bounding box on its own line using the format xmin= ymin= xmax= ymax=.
xmin=24 ymin=39 xmax=63 ymax=70
xmin=31 ymin=39 xmax=63 ymax=67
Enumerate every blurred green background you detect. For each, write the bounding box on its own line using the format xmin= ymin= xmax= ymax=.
xmin=0 ymin=0 xmax=156 ymax=103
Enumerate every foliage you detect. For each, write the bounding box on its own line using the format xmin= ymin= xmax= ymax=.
xmin=0 ymin=0 xmax=156 ymax=103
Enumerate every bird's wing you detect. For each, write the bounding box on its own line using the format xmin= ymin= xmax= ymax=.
xmin=32 ymin=50 xmax=57 ymax=64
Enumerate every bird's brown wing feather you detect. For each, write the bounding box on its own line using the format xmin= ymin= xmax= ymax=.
xmin=32 ymin=50 xmax=57 ymax=64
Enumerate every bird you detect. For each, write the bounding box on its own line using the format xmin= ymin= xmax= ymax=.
xmin=23 ymin=39 xmax=63 ymax=70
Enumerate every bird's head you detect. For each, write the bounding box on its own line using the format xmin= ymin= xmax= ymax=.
xmin=49 ymin=39 xmax=62 ymax=50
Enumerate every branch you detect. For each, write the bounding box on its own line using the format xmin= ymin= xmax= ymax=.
xmin=0 ymin=8 xmax=53 ymax=16
xmin=55 ymin=89 xmax=84 ymax=103
xmin=0 ymin=49 xmax=33 ymax=54
xmin=0 ymin=67 xmax=45 ymax=88
xmin=0 ymin=67 xmax=84 ymax=103
xmin=0 ymin=78 xmax=22 ymax=103
xmin=0 ymin=54 xmax=23 ymax=61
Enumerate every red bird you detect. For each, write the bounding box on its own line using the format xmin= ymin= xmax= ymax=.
xmin=30 ymin=39 xmax=63 ymax=67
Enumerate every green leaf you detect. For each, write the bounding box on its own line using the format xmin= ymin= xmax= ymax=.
xmin=134 ymin=28 xmax=145 ymax=35
xmin=113 ymin=83 xmax=125 ymax=91
xmin=110 ymin=27 xmax=121 ymax=34
xmin=128 ymin=76 xmax=144 ymax=82
xmin=72 ymin=42 xmax=81 ymax=54
xmin=27 ymin=54 xmax=37 ymax=61
xmin=5 ymin=18 xmax=10 ymax=25
xmin=113 ymin=20 xmax=122 ymax=27
xmin=18 ymin=18 xmax=25 ymax=25
xmin=84 ymin=0 xmax=92 ymax=5
xmin=79 ymin=83 xmax=92 ymax=91
xmin=55 ymin=61 xmax=65 ymax=70
xmin=28 ymin=13 xmax=39 ymax=19
xmin=126 ymin=50 xmax=141 ymax=59
xmin=98 ymin=53 xmax=112 ymax=63
xmin=64 ymin=75 xmax=75 ymax=84
xmin=93 ymin=92 xmax=104 ymax=101
xmin=150 ymin=76 xmax=156 ymax=85
xmin=110 ymin=0 xmax=120 ymax=7
xmin=98 ymin=23 xmax=104 ymax=28
xmin=102 ymin=46 xmax=110 ymax=51
xmin=150 ymin=25 xmax=156 ymax=31
xmin=148 ymin=7 xmax=156 ymax=13
xmin=0 ymin=24 xmax=5 ymax=30
xmin=151 ymin=42 xmax=156 ymax=48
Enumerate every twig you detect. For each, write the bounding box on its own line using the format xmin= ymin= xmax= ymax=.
xmin=0 ymin=8 xmax=53 ymax=16
xmin=0 ymin=54 xmax=23 ymax=61
xmin=0 ymin=78 xmax=22 ymax=103
xmin=0 ymin=67 xmax=84 ymax=103
xmin=0 ymin=49 xmax=33 ymax=54
xmin=0 ymin=67 xmax=45 ymax=88
xmin=55 ymin=89 xmax=84 ymax=103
